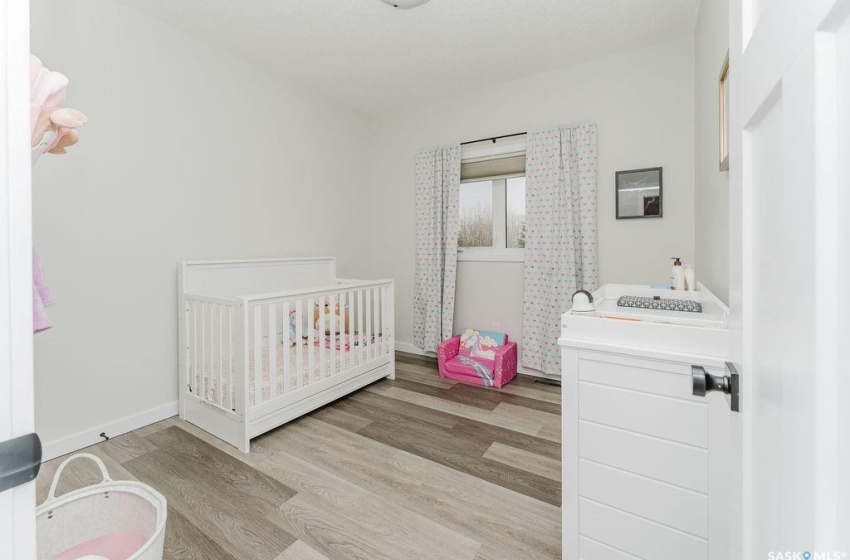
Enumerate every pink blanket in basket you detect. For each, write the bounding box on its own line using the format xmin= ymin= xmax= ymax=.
xmin=50 ymin=531 xmax=147 ymax=560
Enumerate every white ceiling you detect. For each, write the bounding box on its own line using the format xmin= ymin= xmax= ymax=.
xmin=116 ymin=0 xmax=700 ymax=115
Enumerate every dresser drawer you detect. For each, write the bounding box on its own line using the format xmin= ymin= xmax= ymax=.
xmin=580 ymin=498 xmax=708 ymax=560
xmin=579 ymin=420 xmax=708 ymax=493
xmin=578 ymin=353 xmax=704 ymax=401
xmin=579 ymin=381 xmax=708 ymax=447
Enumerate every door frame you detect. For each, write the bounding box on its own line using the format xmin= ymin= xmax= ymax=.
xmin=0 ymin=0 xmax=36 ymax=559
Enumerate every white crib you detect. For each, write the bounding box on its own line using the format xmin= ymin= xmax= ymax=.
xmin=178 ymin=257 xmax=394 ymax=452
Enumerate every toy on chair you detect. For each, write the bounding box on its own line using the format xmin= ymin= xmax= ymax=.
xmin=437 ymin=328 xmax=518 ymax=388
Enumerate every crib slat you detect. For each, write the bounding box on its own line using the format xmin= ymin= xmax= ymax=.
xmin=210 ymin=303 xmax=216 ymax=400
xmin=295 ymin=300 xmax=304 ymax=390
xmin=201 ymin=302 xmax=208 ymax=399
xmin=186 ymin=300 xmax=192 ymax=394
xmin=381 ymin=287 xmax=388 ymax=356
xmin=365 ymin=289 xmax=372 ymax=362
xmin=213 ymin=303 xmax=218 ymax=401
xmin=332 ymin=293 xmax=339 ymax=372
xmin=318 ymin=296 xmax=325 ymax=382
xmin=339 ymin=291 xmax=354 ymax=369
xmin=282 ymin=301 xmax=291 ymax=396
xmin=196 ymin=300 xmax=202 ymax=396
xmin=190 ymin=300 xmax=196 ymax=394
xmin=373 ymin=288 xmax=381 ymax=360
xmin=358 ymin=290 xmax=364 ymax=366
xmin=336 ymin=292 xmax=344 ymax=373
xmin=307 ymin=297 xmax=315 ymax=385
xmin=322 ymin=295 xmax=336 ymax=375
xmin=210 ymin=304 xmax=215 ymax=405
xmin=253 ymin=306 xmax=262 ymax=407
xmin=268 ymin=303 xmax=277 ymax=400
xmin=211 ymin=304 xmax=216 ymax=405
xmin=331 ymin=293 xmax=345 ymax=373
xmin=218 ymin=305 xmax=224 ymax=407
xmin=212 ymin=303 xmax=218 ymax=401
xmin=366 ymin=291 xmax=373 ymax=360
xmin=209 ymin=304 xmax=214 ymax=404
xmin=198 ymin=302 xmax=203 ymax=398
xmin=348 ymin=291 xmax=355 ymax=370
xmin=228 ymin=306 xmax=233 ymax=411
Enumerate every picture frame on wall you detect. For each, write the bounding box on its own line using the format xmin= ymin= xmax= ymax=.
xmin=616 ymin=167 xmax=663 ymax=219
xmin=719 ymin=51 xmax=730 ymax=172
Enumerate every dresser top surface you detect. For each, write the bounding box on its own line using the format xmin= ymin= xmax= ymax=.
xmin=567 ymin=284 xmax=728 ymax=328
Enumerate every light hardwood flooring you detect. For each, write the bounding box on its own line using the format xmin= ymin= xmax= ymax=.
xmin=36 ymin=353 xmax=562 ymax=560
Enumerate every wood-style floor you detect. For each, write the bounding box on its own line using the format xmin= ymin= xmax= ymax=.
xmin=36 ymin=353 xmax=562 ymax=560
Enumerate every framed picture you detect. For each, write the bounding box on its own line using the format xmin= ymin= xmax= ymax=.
xmin=719 ymin=52 xmax=730 ymax=172
xmin=615 ymin=167 xmax=663 ymax=219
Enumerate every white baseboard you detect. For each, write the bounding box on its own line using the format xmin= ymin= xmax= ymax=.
xmin=395 ymin=341 xmax=434 ymax=357
xmin=42 ymin=401 xmax=179 ymax=461
xmin=394 ymin=340 xmax=557 ymax=380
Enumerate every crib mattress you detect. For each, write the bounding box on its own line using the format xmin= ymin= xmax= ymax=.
xmin=190 ymin=335 xmax=383 ymax=409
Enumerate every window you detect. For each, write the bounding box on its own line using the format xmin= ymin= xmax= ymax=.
xmin=458 ymin=180 xmax=493 ymax=247
xmin=506 ymin=177 xmax=526 ymax=249
xmin=457 ymin=136 xmax=526 ymax=261
xmin=458 ymin=176 xmax=526 ymax=261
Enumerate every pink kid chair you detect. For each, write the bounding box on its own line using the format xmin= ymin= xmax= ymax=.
xmin=437 ymin=328 xmax=518 ymax=388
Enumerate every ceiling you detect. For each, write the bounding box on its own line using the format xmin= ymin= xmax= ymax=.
xmin=116 ymin=0 xmax=700 ymax=115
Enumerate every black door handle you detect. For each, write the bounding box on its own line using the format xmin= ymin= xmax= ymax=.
xmin=692 ymin=364 xmax=741 ymax=413
xmin=0 ymin=432 xmax=42 ymax=493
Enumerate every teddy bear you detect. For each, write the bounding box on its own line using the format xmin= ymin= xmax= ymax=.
xmin=313 ymin=300 xmax=349 ymax=334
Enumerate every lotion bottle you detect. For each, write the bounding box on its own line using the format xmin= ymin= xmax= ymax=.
xmin=684 ymin=264 xmax=696 ymax=291
xmin=671 ymin=257 xmax=685 ymax=291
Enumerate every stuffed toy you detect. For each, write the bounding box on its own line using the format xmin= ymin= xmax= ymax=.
xmin=30 ymin=54 xmax=87 ymax=333
xmin=30 ymin=55 xmax=87 ymax=164
xmin=313 ymin=300 xmax=349 ymax=334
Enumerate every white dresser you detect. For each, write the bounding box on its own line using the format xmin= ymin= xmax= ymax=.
xmin=559 ymin=284 xmax=735 ymax=560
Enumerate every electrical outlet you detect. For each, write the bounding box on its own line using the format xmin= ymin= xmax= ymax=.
xmin=492 ymin=321 xmax=500 ymax=332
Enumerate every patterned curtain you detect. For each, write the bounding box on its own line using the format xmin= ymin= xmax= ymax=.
xmin=522 ymin=124 xmax=598 ymax=374
xmin=414 ymin=146 xmax=462 ymax=353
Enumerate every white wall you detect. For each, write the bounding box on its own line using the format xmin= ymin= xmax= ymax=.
xmin=694 ymin=0 xmax=730 ymax=303
xmin=370 ymin=38 xmax=696 ymax=366
xmin=30 ymin=0 xmax=373 ymax=444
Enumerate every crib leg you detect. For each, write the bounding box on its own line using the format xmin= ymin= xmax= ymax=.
xmin=237 ymin=428 xmax=251 ymax=453
xmin=387 ymin=357 xmax=396 ymax=380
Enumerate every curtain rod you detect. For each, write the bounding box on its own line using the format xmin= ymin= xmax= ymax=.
xmin=460 ymin=132 xmax=527 ymax=146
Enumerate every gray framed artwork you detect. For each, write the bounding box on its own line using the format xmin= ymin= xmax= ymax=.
xmin=616 ymin=167 xmax=662 ymax=219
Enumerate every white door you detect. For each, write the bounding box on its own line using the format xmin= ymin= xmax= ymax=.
xmin=730 ymin=0 xmax=850 ymax=557
xmin=0 ymin=0 xmax=37 ymax=559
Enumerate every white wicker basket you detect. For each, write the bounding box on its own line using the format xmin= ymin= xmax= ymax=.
xmin=36 ymin=453 xmax=167 ymax=560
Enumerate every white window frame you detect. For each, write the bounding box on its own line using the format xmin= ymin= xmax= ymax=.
xmin=458 ymin=174 xmax=525 ymax=263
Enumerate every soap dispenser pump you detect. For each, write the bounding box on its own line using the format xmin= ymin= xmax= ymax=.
xmin=671 ymin=257 xmax=685 ymax=291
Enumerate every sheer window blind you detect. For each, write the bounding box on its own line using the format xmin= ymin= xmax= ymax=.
xmin=460 ymin=155 xmax=526 ymax=181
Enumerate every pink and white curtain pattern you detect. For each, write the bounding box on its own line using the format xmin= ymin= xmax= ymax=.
xmin=522 ymin=124 xmax=598 ymax=374
xmin=414 ymin=146 xmax=462 ymax=353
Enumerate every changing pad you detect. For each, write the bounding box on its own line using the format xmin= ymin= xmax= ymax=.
xmin=617 ymin=295 xmax=703 ymax=313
